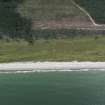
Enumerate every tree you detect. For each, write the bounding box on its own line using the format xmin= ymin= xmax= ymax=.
xmin=0 ymin=0 xmax=32 ymax=41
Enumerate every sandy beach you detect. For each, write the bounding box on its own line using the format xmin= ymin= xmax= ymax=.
xmin=0 ymin=61 xmax=105 ymax=72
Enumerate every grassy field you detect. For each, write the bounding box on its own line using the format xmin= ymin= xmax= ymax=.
xmin=0 ymin=36 xmax=105 ymax=62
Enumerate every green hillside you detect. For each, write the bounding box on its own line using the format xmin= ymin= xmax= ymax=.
xmin=75 ymin=0 xmax=105 ymax=24
xmin=0 ymin=0 xmax=105 ymax=42
xmin=19 ymin=0 xmax=89 ymax=21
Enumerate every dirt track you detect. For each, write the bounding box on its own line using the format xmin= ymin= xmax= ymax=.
xmin=32 ymin=18 xmax=105 ymax=30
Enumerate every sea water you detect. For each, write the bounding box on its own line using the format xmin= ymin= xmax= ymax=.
xmin=0 ymin=62 xmax=105 ymax=105
xmin=0 ymin=70 xmax=105 ymax=105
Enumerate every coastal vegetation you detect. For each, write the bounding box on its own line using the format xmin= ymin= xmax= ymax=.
xmin=0 ymin=0 xmax=105 ymax=62
xmin=0 ymin=36 xmax=105 ymax=62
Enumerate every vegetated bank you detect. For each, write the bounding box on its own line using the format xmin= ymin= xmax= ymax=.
xmin=0 ymin=35 xmax=105 ymax=62
xmin=0 ymin=0 xmax=92 ymax=44
xmin=0 ymin=0 xmax=105 ymax=44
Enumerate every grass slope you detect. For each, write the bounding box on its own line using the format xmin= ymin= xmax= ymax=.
xmin=0 ymin=36 xmax=105 ymax=62
xmin=18 ymin=0 xmax=89 ymax=21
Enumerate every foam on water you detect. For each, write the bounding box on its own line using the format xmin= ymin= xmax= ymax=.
xmin=0 ymin=61 xmax=105 ymax=73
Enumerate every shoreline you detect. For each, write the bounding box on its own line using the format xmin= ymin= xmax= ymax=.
xmin=0 ymin=61 xmax=105 ymax=72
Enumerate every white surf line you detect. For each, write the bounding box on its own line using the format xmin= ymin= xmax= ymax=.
xmin=0 ymin=62 xmax=105 ymax=72
xmin=71 ymin=0 xmax=102 ymax=26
